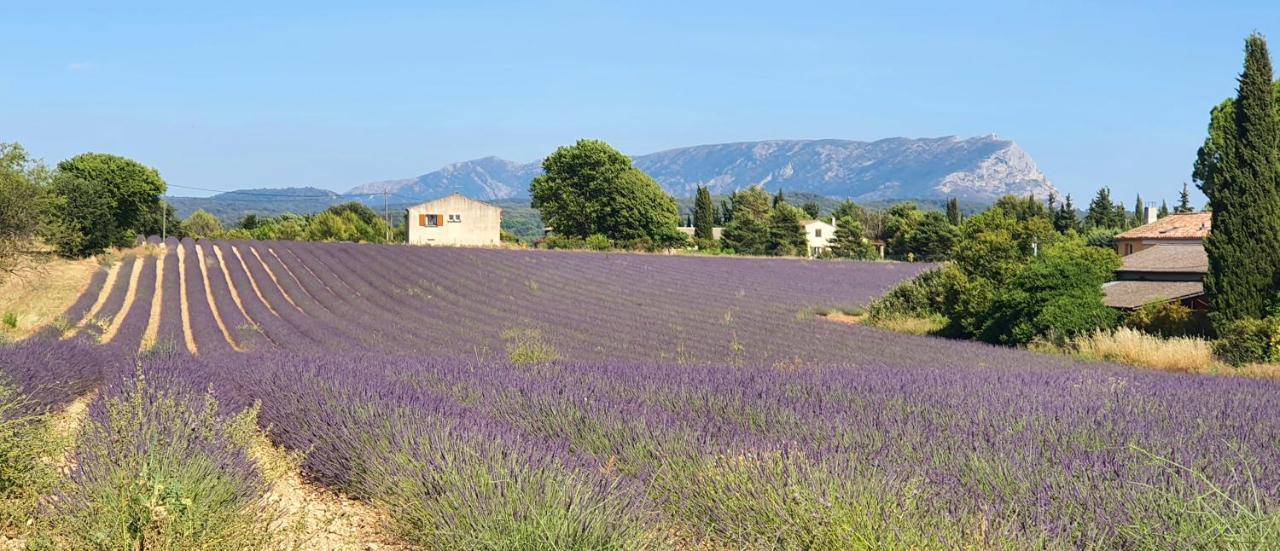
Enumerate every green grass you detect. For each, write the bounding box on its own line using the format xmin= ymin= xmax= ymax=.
xmin=502 ymin=328 xmax=559 ymax=366
xmin=0 ymin=376 xmax=61 ymax=535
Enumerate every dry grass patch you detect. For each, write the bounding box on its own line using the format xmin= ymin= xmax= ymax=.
xmin=0 ymin=254 xmax=101 ymax=340
xmin=1068 ymin=327 xmax=1216 ymax=373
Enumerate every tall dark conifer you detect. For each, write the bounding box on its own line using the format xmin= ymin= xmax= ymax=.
xmin=1177 ymin=182 xmax=1195 ymax=213
xmin=1133 ymin=194 xmax=1144 ymax=225
xmin=946 ymin=197 xmax=961 ymax=225
xmin=1205 ymin=34 xmax=1280 ymax=321
xmin=693 ymin=186 xmax=715 ymax=240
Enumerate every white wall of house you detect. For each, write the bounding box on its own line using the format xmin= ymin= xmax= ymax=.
xmin=406 ymin=193 xmax=501 ymax=246
xmin=802 ymin=219 xmax=837 ymax=257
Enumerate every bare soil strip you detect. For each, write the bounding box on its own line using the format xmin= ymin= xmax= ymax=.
xmin=195 ymin=244 xmax=241 ymax=352
xmin=100 ymin=253 xmax=145 ymax=343
xmin=75 ymin=258 xmax=124 ymax=338
xmin=211 ymin=244 xmax=258 ymax=329
xmin=231 ymin=245 xmax=280 ymax=317
xmin=249 ymin=246 xmax=303 ymax=313
xmin=255 ymin=442 xmax=405 ymax=550
xmin=268 ymin=247 xmax=328 ymax=299
xmin=176 ymin=244 xmax=198 ymax=354
xmin=139 ymin=247 xmax=166 ymax=352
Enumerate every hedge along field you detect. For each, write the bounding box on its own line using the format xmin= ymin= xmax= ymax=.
xmin=5 ymin=238 xmax=1280 ymax=548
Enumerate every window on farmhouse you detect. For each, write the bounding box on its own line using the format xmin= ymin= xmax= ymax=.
xmin=448 ymin=214 xmax=462 ymax=223
xmin=425 ymin=214 xmax=442 ymax=227
xmin=815 ymin=228 xmax=822 ymax=238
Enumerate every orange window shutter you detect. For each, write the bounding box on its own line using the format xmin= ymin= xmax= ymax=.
xmin=418 ymin=214 xmax=427 ymax=227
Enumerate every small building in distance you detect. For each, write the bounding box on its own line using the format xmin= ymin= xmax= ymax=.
xmin=1102 ymin=243 xmax=1209 ymax=311
xmin=802 ymin=218 xmax=837 ymax=258
xmin=1113 ymin=212 xmax=1211 ymax=256
xmin=406 ymin=193 xmax=501 ymax=247
xmin=677 ymin=226 xmax=724 ymax=240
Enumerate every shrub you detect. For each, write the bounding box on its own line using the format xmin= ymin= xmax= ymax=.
xmin=585 ymin=233 xmax=611 ymax=251
xmin=41 ymin=367 xmax=275 ymax=550
xmin=867 ymin=268 xmax=949 ymax=321
xmin=1083 ymin=227 xmax=1120 ymax=249
xmin=1125 ymin=302 xmax=1209 ymax=338
xmin=1 ymin=312 xmax=15 ymax=329
xmin=978 ymin=240 xmax=1119 ymax=345
xmin=543 ymin=235 xmax=587 ymax=250
xmin=1212 ymin=317 xmax=1280 ymax=366
xmin=502 ymin=328 xmax=559 ymax=365
xmin=0 ymin=375 xmax=59 ymax=532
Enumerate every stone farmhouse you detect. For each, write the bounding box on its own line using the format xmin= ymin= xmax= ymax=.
xmin=406 ymin=193 xmax=501 ymax=247
xmin=1103 ymin=211 xmax=1211 ymax=311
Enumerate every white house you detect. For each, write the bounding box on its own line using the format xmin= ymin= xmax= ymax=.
xmin=405 ymin=193 xmax=501 ymax=247
xmin=801 ymin=218 xmax=837 ymax=258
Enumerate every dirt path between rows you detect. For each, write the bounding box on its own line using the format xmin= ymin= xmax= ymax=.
xmin=211 ymin=244 xmax=259 ymax=336
xmin=231 ymin=245 xmax=279 ymax=317
xmin=195 ymin=243 xmax=241 ymax=351
xmin=100 ymin=252 xmax=145 ymax=343
xmin=73 ymin=258 xmax=123 ymax=339
xmin=139 ymin=247 xmax=165 ymax=351
xmin=176 ymin=244 xmax=198 ymax=354
xmin=249 ymin=246 xmax=303 ymax=313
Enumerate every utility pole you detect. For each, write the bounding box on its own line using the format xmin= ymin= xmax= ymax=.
xmin=161 ymin=202 xmax=166 ymax=241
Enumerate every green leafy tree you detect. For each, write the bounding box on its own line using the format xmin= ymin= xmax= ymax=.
xmin=979 ymin=240 xmax=1121 ymax=345
xmin=181 ymin=209 xmax=223 ymax=239
xmin=720 ymin=186 xmax=772 ymax=255
xmin=800 ymin=201 xmax=820 ymax=219
xmin=47 ymin=174 xmax=120 ymax=257
xmin=530 ymin=139 xmax=681 ymax=246
xmin=882 ymin=203 xmax=924 ymax=257
xmin=1200 ymin=35 xmax=1280 ymax=322
xmin=54 ymin=153 xmax=166 ymax=247
xmin=693 ymin=186 xmax=715 ymax=240
xmin=306 ymin=211 xmax=357 ymax=242
xmin=993 ymin=194 xmax=1049 ymax=222
xmin=946 ymin=197 xmax=961 ymax=225
xmin=0 ymin=143 xmax=56 ymax=273
xmin=136 ymin=201 xmax=184 ymax=240
xmin=828 ymin=216 xmax=874 ymax=259
xmin=1176 ymin=182 xmax=1195 ymax=213
xmin=766 ymin=203 xmax=808 ymax=256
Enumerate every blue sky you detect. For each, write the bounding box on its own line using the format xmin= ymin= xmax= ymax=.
xmin=1 ymin=1 xmax=1275 ymax=203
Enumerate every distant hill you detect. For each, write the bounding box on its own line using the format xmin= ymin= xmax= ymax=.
xmin=346 ymin=135 xmax=1056 ymax=203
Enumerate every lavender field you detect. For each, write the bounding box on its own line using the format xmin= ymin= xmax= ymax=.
xmin=5 ymin=239 xmax=1280 ymax=548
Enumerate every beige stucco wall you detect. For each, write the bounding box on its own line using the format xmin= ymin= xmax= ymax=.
xmin=803 ymin=220 xmax=836 ymax=257
xmin=406 ymin=194 xmax=501 ymax=246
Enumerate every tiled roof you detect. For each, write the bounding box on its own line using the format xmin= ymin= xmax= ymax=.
xmin=1102 ymin=280 xmax=1204 ymax=309
xmin=1114 ymin=212 xmax=1211 ymax=240
xmin=1117 ymin=244 xmax=1207 ymax=274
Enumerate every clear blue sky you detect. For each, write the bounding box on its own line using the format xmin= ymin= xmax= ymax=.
xmin=2 ymin=1 xmax=1275 ymax=204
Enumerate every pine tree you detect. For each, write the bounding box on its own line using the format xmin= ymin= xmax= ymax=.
xmin=1176 ymin=182 xmax=1195 ymax=213
xmin=1054 ymin=193 xmax=1079 ymax=233
xmin=946 ymin=197 xmax=961 ymax=225
xmin=767 ymin=203 xmax=808 ymax=256
xmin=829 ymin=216 xmax=874 ymax=259
xmin=1204 ymin=34 xmax=1280 ymax=321
xmin=1085 ymin=187 xmax=1116 ymax=229
xmin=693 ymin=186 xmax=715 ymax=240
xmin=1158 ymin=200 xmax=1170 ymax=218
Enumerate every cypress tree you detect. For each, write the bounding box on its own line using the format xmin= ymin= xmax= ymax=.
xmin=1205 ymin=34 xmax=1280 ymax=321
xmin=1133 ymin=194 xmax=1144 ymax=225
xmin=693 ymin=186 xmax=715 ymax=240
xmin=1158 ymin=200 xmax=1170 ymax=218
xmin=773 ymin=189 xmax=786 ymax=208
xmin=1177 ymin=182 xmax=1195 ymax=213
xmin=946 ymin=197 xmax=961 ymax=225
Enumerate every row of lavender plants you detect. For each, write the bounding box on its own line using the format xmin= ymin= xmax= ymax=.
xmin=178 ymin=349 xmax=1280 ymax=548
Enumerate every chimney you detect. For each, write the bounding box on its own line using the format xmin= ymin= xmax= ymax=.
xmin=1144 ymin=205 xmax=1157 ymax=225
xmin=831 ymin=216 xmax=836 ymax=226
